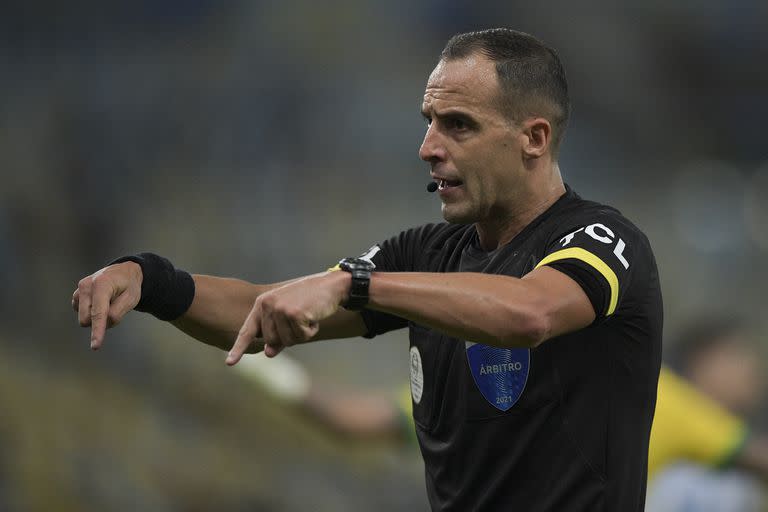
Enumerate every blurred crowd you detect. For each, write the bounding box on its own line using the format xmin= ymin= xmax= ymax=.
xmin=1 ymin=1 xmax=767 ymax=510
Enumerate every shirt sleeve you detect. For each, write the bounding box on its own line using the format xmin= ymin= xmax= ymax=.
xmin=648 ymin=368 xmax=748 ymax=481
xmin=535 ymin=210 xmax=648 ymax=318
xmin=336 ymin=224 xmax=443 ymax=338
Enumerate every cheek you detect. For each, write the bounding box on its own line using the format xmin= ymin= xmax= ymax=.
xmin=459 ymin=139 xmax=511 ymax=200
xmin=463 ymin=173 xmax=490 ymax=205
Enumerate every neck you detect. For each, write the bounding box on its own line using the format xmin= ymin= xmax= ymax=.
xmin=475 ymin=165 xmax=566 ymax=251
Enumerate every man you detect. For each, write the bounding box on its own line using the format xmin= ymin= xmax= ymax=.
xmin=647 ymin=320 xmax=768 ymax=511
xmin=72 ymin=29 xmax=663 ymax=510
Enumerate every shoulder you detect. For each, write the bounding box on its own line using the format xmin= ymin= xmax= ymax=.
xmin=535 ymin=191 xmax=660 ymax=315
xmin=552 ymin=196 xmax=648 ymax=246
xmin=543 ymin=194 xmax=656 ymax=274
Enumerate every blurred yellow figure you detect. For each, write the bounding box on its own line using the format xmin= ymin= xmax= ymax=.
xmin=648 ymin=367 xmax=747 ymax=481
xmin=646 ymin=319 xmax=767 ymax=512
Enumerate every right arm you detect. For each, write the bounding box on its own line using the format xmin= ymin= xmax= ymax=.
xmin=72 ymin=262 xmax=368 ymax=352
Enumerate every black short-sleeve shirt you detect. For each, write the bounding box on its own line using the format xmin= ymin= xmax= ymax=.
xmin=358 ymin=186 xmax=663 ymax=511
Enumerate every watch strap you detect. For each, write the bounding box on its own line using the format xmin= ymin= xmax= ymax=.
xmin=338 ymin=257 xmax=374 ymax=311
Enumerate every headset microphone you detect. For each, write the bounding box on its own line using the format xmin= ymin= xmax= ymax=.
xmin=427 ymin=181 xmax=438 ymax=193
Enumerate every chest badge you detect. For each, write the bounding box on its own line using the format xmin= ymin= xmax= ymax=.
xmin=409 ymin=346 xmax=424 ymax=404
xmin=465 ymin=341 xmax=530 ymax=411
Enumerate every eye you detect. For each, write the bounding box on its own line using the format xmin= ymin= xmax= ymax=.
xmin=447 ymin=117 xmax=468 ymax=131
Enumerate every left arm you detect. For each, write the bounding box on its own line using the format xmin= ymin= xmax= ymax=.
xmin=227 ymin=265 xmax=595 ymax=363
xmin=366 ymin=266 xmax=595 ymax=348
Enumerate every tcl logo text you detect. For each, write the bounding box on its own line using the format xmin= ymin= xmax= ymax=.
xmin=560 ymin=223 xmax=629 ymax=269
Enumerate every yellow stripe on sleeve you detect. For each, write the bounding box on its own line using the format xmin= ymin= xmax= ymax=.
xmin=535 ymin=247 xmax=619 ymax=316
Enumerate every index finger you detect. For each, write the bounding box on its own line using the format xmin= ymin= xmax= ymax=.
xmin=89 ymin=280 xmax=113 ymax=350
xmin=227 ymin=303 xmax=262 ymax=366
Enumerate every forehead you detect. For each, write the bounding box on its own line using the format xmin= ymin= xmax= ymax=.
xmin=423 ymin=55 xmax=502 ymax=112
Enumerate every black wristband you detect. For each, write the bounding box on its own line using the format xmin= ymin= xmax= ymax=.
xmin=108 ymin=252 xmax=195 ymax=321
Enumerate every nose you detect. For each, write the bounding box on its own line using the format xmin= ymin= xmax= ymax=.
xmin=419 ymin=124 xmax=447 ymax=163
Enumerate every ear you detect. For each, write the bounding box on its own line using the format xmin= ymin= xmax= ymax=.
xmin=520 ymin=118 xmax=551 ymax=159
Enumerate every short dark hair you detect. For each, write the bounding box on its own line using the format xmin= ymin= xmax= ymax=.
xmin=441 ymin=28 xmax=570 ymax=154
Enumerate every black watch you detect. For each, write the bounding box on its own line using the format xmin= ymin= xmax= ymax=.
xmin=338 ymin=257 xmax=375 ymax=311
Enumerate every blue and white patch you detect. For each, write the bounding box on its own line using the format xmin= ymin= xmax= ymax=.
xmin=409 ymin=346 xmax=424 ymax=404
xmin=465 ymin=341 xmax=530 ymax=411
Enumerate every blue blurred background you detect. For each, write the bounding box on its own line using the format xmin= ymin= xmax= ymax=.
xmin=1 ymin=1 xmax=767 ymax=510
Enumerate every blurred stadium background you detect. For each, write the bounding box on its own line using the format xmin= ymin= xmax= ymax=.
xmin=1 ymin=1 xmax=767 ymax=510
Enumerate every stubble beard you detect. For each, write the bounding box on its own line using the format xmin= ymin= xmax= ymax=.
xmin=441 ymin=201 xmax=478 ymax=225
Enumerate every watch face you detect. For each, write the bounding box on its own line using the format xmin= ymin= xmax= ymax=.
xmin=341 ymin=258 xmax=375 ymax=272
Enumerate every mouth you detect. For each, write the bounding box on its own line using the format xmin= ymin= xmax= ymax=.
xmin=437 ymin=178 xmax=463 ymax=191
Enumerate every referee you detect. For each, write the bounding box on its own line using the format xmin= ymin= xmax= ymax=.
xmin=73 ymin=29 xmax=663 ymax=511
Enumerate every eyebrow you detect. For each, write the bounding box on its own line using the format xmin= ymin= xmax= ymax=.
xmin=421 ymin=107 xmax=478 ymax=124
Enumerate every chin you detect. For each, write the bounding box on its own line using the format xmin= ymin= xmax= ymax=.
xmin=441 ymin=204 xmax=476 ymax=224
